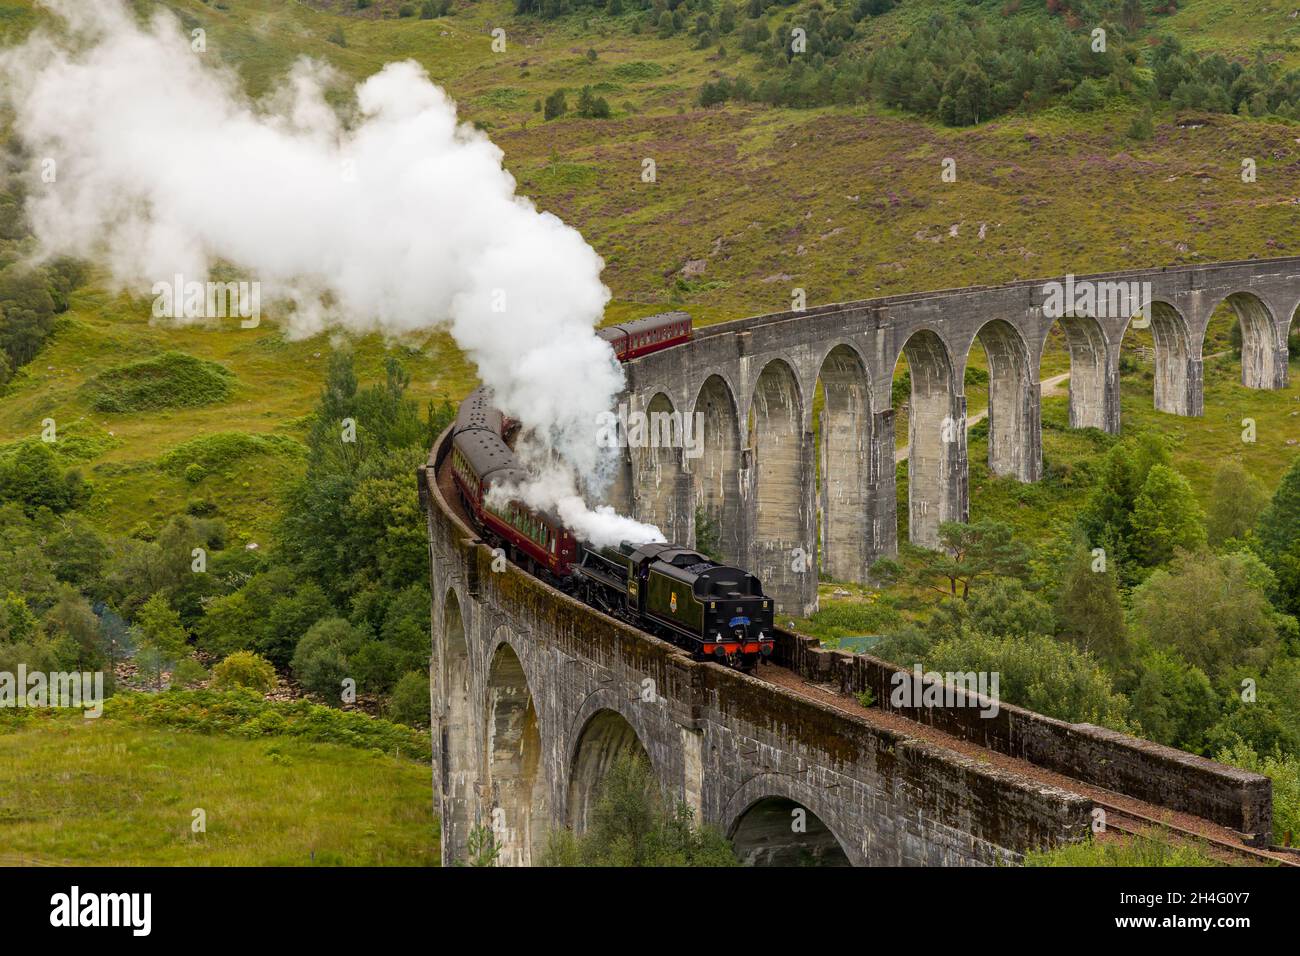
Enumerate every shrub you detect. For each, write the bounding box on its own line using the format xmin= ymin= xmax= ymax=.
xmin=211 ymin=650 xmax=277 ymax=693
xmin=0 ymin=441 xmax=88 ymax=514
xmin=1216 ymin=741 xmax=1300 ymax=845
xmin=544 ymin=89 xmax=567 ymax=121
xmin=158 ymin=432 xmax=304 ymax=476
xmin=388 ymin=671 xmax=430 ymax=727
xmin=540 ymin=753 xmax=736 ymax=866
xmin=101 ymin=688 xmax=430 ymax=760
xmin=1024 ymin=827 xmax=1219 ymax=867
xmin=398 ymin=3 xmax=416 ymax=16
xmin=291 ymin=617 xmax=368 ymax=703
xmin=80 ymin=351 xmax=235 ymax=412
xmin=172 ymin=656 xmax=210 ymax=688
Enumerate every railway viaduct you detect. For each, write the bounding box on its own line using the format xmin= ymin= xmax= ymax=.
xmin=420 ymin=257 xmax=1288 ymax=865
xmin=610 ymin=257 xmax=1300 ymax=615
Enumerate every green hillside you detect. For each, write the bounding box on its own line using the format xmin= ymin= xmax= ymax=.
xmin=2 ymin=0 xmax=1300 ymax=866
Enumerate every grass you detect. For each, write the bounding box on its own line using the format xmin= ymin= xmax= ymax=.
xmin=1023 ymin=827 xmax=1226 ymax=867
xmin=0 ymin=715 xmax=438 ymax=865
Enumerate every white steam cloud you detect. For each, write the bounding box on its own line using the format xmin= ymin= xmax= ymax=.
xmin=0 ymin=0 xmax=663 ymax=547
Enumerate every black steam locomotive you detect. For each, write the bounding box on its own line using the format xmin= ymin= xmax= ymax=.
xmin=571 ymin=542 xmax=775 ymax=672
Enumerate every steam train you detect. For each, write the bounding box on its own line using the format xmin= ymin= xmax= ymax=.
xmin=447 ymin=313 xmax=775 ymax=672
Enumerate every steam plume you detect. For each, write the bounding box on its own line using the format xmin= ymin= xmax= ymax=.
xmin=0 ymin=0 xmax=663 ymax=547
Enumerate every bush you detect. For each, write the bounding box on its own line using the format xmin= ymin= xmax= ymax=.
xmin=540 ymin=753 xmax=736 ymax=866
xmin=101 ymin=688 xmax=430 ymax=760
xmin=291 ymin=617 xmax=369 ymax=703
xmin=543 ymin=89 xmax=567 ymax=121
xmin=211 ymin=650 xmax=278 ymax=693
xmin=80 ymin=351 xmax=235 ymax=412
xmin=0 ymin=441 xmax=88 ymax=514
xmin=159 ymin=431 xmax=304 ymax=476
xmin=388 ymin=671 xmax=430 ymax=727
xmin=1024 ymin=827 xmax=1219 ymax=867
xmin=1216 ymin=741 xmax=1300 ymax=845
xmin=172 ymin=656 xmax=210 ymax=688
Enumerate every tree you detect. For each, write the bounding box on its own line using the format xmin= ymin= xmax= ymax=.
xmin=1207 ymin=460 xmax=1268 ymax=546
xmin=939 ymin=61 xmax=992 ymax=126
xmin=135 ymin=593 xmax=188 ymax=663
xmin=1255 ymin=456 xmax=1300 ymax=617
xmin=278 ymin=352 xmax=447 ymax=603
xmin=1130 ymin=464 xmax=1206 ymax=566
xmin=0 ymin=441 xmax=85 ymax=514
xmin=929 ymin=577 xmax=1054 ymax=642
xmin=543 ymin=88 xmax=568 ymax=120
xmin=1055 ymin=534 xmax=1128 ymax=665
xmin=1068 ymin=77 xmax=1104 ymax=111
xmin=388 ymin=671 xmax=430 ymax=727
xmin=43 ymin=584 xmax=102 ymax=670
xmin=1129 ymin=549 xmax=1280 ymax=687
xmin=874 ymin=520 xmax=1028 ymax=600
xmin=291 ymin=616 xmax=369 ymax=703
xmin=718 ymin=0 xmax=736 ymax=32
xmin=921 ymin=630 xmax=1130 ymax=727
xmin=1121 ymin=642 xmax=1218 ymax=753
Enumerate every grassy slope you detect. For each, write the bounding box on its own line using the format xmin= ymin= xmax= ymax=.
xmin=0 ymin=716 xmax=437 ymax=865
xmin=0 ymin=0 xmax=1296 ymax=545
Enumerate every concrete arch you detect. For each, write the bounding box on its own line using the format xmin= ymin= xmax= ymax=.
xmin=441 ymin=587 xmax=475 ymax=860
xmin=692 ymin=374 xmax=745 ymax=565
xmin=1123 ymin=300 xmax=1198 ymax=416
xmin=566 ymin=707 xmax=655 ymax=834
xmin=633 ymin=391 xmax=685 ymax=544
xmin=971 ymin=319 xmax=1039 ymax=481
xmin=748 ymin=357 xmax=811 ymax=613
xmin=896 ymin=329 xmax=965 ymax=549
xmin=484 ymin=638 xmax=548 ymax=866
xmin=721 ymin=772 xmax=860 ymax=866
xmin=814 ymin=343 xmax=874 ymax=581
xmin=1152 ymin=300 xmax=1198 ymax=416
xmin=1213 ymin=291 xmax=1286 ymax=390
xmin=729 ymin=797 xmax=854 ymax=867
xmin=1038 ymin=313 xmax=1112 ymax=432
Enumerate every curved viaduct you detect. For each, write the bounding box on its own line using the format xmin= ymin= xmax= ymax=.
xmin=609 ymin=257 xmax=1299 ymax=614
xmin=419 ymin=257 xmax=1285 ymax=867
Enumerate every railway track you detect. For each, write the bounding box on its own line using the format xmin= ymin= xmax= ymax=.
xmin=1094 ymin=801 xmax=1299 ymax=868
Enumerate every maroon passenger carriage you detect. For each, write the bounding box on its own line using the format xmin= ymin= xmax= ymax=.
xmin=595 ymin=310 xmax=692 ymax=361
